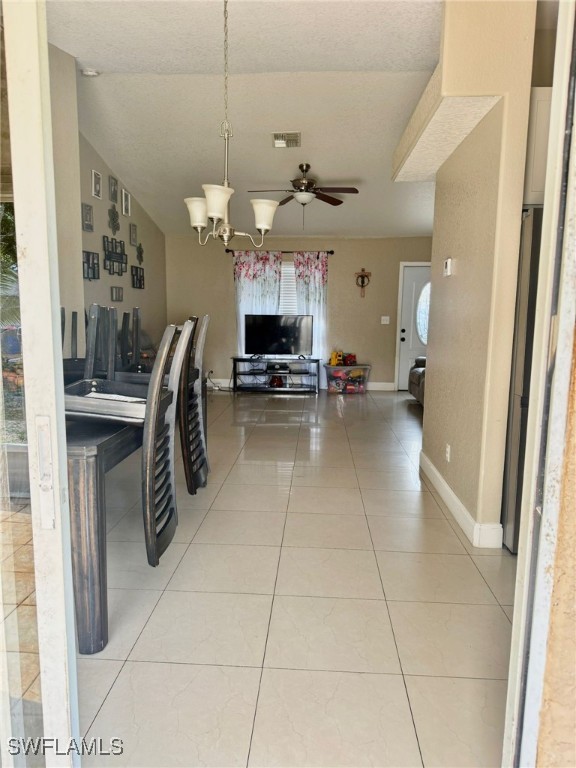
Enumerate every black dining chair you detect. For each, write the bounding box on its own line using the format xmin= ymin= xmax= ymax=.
xmin=141 ymin=319 xmax=196 ymax=565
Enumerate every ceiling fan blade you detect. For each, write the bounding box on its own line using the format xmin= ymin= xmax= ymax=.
xmin=247 ymin=189 xmax=292 ymax=193
xmin=314 ymin=192 xmax=344 ymax=206
xmin=279 ymin=195 xmax=295 ymax=206
xmin=315 ymin=186 xmax=359 ymax=194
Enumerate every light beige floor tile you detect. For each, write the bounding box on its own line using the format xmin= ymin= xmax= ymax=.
xmin=357 ymin=468 xmax=424 ymax=491
xmin=369 ymin=517 xmax=466 ymax=554
xmin=0 ymin=521 xmax=33 ymax=547
xmin=6 ymin=651 xmax=39 ymax=698
xmin=284 ymin=513 xmax=372 ymax=550
xmin=265 ymin=595 xmax=400 ymax=673
xmin=176 ymin=482 xmax=223 ymax=510
xmin=106 ymin=505 xmax=134 ymax=533
xmin=1 ymin=544 xmax=35 ymax=573
xmin=249 ymin=668 xmax=421 ymax=767
xmin=361 ymin=489 xmax=443 ymax=517
xmin=85 ymin=662 xmax=260 ymax=767
xmin=212 ymin=485 xmax=290 ymax=512
xmin=1 ymin=570 xmax=36 ymax=605
xmin=77 ymin=658 xmax=123 ymax=735
xmin=376 ymin=552 xmax=498 ymax=604
xmin=237 ymin=446 xmax=298 ymax=463
xmin=351 ymin=453 xmax=414 ymax=470
xmin=276 ymin=547 xmax=384 ymax=600
xmin=106 ymin=542 xmax=188 ymax=590
xmin=224 ymin=464 xmax=293 ymax=486
xmin=472 ymin=554 xmax=518 ymax=605
xmin=294 ymin=452 xmax=355 ymax=468
xmin=3 ymin=605 xmax=38 ymax=653
xmin=168 ymin=544 xmax=280 ymax=594
xmin=406 ymin=676 xmax=507 ymax=768
xmin=79 ymin=589 xmax=162 ymax=660
xmin=107 ymin=507 xmax=206 ymax=544
xmin=288 ymin=486 xmax=364 ymax=515
xmin=389 ymin=602 xmax=512 ymax=678
xmin=194 ymin=510 xmax=286 ymax=546
xmin=130 ymin=591 xmax=272 ymax=666
xmin=349 ymin=438 xmax=404 ymax=453
xmin=291 ymin=466 xmax=358 ymax=488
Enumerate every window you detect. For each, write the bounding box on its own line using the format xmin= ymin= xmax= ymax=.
xmin=278 ymin=260 xmax=298 ymax=314
xmin=416 ymin=281 xmax=431 ymax=344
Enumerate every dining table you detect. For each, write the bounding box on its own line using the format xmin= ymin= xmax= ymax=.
xmin=66 ymin=418 xmax=143 ymax=655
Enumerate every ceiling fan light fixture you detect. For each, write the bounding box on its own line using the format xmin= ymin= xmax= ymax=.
xmin=294 ymin=191 xmax=315 ymax=206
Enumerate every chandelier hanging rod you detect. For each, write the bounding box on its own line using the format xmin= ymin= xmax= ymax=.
xmin=184 ymin=0 xmax=279 ymax=248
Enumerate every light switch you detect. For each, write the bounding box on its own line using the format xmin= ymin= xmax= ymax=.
xmin=443 ymin=258 xmax=453 ymax=277
xmin=381 ymin=316 xmax=390 ymax=325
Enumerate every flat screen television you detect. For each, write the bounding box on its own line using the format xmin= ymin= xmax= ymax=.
xmin=245 ymin=314 xmax=313 ymax=356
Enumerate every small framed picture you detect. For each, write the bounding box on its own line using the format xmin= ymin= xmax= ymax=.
xmin=114 ymin=239 xmax=124 ymax=255
xmin=111 ymin=287 xmax=123 ymax=302
xmin=102 ymin=235 xmax=110 ymax=252
xmin=129 ymin=223 xmax=137 ymax=246
xmin=111 ymin=237 xmax=117 ymax=253
xmin=91 ymin=170 xmax=102 ymax=199
xmin=82 ymin=251 xmax=100 ymax=280
xmin=109 ymin=176 xmax=118 ymax=203
xmin=81 ymin=203 xmax=94 ymax=232
xmin=121 ymin=188 xmax=131 ymax=216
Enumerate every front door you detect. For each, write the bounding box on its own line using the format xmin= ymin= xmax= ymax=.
xmin=397 ymin=264 xmax=431 ymax=390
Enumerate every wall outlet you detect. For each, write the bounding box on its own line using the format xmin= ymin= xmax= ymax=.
xmin=380 ymin=316 xmax=390 ymax=325
xmin=445 ymin=443 xmax=451 ymax=462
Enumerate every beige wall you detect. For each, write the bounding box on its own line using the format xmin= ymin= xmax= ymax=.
xmin=79 ymin=135 xmax=167 ymax=345
xmin=421 ymin=0 xmax=536 ymax=528
xmin=49 ymin=45 xmax=85 ymax=357
xmin=166 ymin=235 xmax=431 ymax=383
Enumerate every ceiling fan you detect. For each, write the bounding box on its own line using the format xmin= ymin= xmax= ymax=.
xmin=249 ymin=163 xmax=359 ymax=207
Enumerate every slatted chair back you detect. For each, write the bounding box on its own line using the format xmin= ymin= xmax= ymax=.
xmin=179 ymin=314 xmax=210 ymax=494
xmin=132 ymin=307 xmax=141 ymax=367
xmin=120 ymin=312 xmax=131 ymax=367
xmin=141 ymin=321 xmax=196 ymax=566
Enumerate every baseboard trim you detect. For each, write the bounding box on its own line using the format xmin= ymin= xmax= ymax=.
xmin=419 ymin=451 xmax=503 ymax=549
xmin=367 ymin=382 xmax=396 ymax=391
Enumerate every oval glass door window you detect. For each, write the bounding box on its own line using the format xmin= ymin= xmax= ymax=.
xmin=415 ymin=282 xmax=431 ymax=344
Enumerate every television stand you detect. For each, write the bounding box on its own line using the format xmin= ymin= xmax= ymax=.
xmin=232 ymin=357 xmax=320 ymax=395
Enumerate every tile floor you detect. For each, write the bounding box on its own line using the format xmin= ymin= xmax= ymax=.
xmin=78 ymin=391 xmax=516 ymax=767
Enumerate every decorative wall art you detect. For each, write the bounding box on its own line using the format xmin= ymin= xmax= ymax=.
xmin=121 ymin=189 xmax=131 ymax=216
xmin=109 ymin=176 xmax=118 ymax=203
xmin=129 ymin=223 xmax=137 ymax=246
xmin=108 ymin=203 xmax=120 ymax=234
xmin=111 ymin=286 xmax=123 ymax=302
xmin=102 ymin=236 xmax=128 ymax=276
xmin=131 ymin=266 xmax=145 ymax=289
xmin=82 ymin=251 xmax=100 ymax=280
xmin=136 ymin=243 xmax=144 ymax=264
xmin=91 ymin=170 xmax=102 ymax=199
xmin=81 ymin=203 xmax=94 ymax=232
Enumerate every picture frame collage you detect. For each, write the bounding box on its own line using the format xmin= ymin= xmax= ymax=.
xmin=82 ymin=251 xmax=100 ymax=281
xmin=131 ymin=266 xmax=145 ymax=290
xmin=102 ymin=236 xmax=128 ymax=276
xmin=82 ymin=169 xmax=143 ymax=289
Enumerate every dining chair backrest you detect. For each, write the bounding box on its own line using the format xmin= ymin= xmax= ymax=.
xmin=179 ymin=314 xmax=210 ymax=494
xmin=142 ymin=320 xmax=196 ymax=566
xmin=132 ymin=307 xmax=141 ymax=367
xmin=120 ymin=312 xmax=131 ymax=367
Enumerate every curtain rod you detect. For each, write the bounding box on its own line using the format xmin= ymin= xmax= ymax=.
xmin=225 ymin=249 xmax=334 ymax=255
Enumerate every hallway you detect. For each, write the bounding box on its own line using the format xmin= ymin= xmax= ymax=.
xmin=81 ymin=391 xmax=516 ymax=767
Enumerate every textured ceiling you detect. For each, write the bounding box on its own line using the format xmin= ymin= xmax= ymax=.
xmin=46 ymin=0 xmax=442 ymax=237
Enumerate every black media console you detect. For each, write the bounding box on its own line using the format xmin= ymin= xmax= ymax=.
xmin=232 ymin=357 xmax=320 ymax=394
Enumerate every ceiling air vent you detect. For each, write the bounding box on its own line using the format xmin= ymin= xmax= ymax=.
xmin=272 ymin=132 xmax=301 ymax=149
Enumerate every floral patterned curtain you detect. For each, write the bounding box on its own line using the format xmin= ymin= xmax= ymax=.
xmin=233 ymin=251 xmax=282 ymax=355
xmin=294 ymin=251 xmax=328 ymax=385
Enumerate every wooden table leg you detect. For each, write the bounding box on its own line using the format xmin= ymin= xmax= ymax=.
xmin=68 ymin=453 xmax=108 ymax=654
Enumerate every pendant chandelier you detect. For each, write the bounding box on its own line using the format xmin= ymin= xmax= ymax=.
xmin=184 ymin=0 xmax=279 ymax=247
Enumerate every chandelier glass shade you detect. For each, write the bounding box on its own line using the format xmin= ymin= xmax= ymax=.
xmin=184 ymin=1 xmax=279 ymax=247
